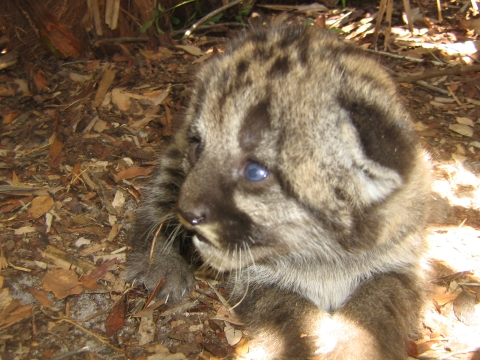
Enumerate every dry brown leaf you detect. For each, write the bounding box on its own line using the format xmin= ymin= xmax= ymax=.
xmin=79 ymin=275 xmax=98 ymax=290
xmin=0 ymin=287 xmax=32 ymax=331
xmin=43 ymin=269 xmax=84 ymax=299
xmin=2 ymin=110 xmax=21 ymax=124
xmin=111 ymin=88 xmax=132 ymax=112
xmin=64 ymin=225 xmax=108 ymax=235
xmin=27 ymin=195 xmax=54 ymax=219
xmin=50 ymin=136 xmax=63 ymax=160
xmin=71 ymin=162 xmax=82 ymax=185
xmin=115 ymin=166 xmax=154 ymax=181
xmin=92 ymin=66 xmax=117 ymax=109
xmin=430 ymin=293 xmax=457 ymax=306
xmin=88 ymin=259 xmax=116 ymax=280
xmin=138 ymin=310 xmax=155 ymax=345
xmin=139 ymin=48 xmax=173 ymax=61
xmin=29 ymin=287 xmax=55 ymax=307
xmin=11 ymin=171 xmax=20 ymax=185
xmin=33 ymin=70 xmax=48 ymax=92
xmin=449 ymin=124 xmax=473 ymax=137
xmin=106 ymin=296 xmax=126 ymax=337
xmin=175 ymin=45 xmax=203 ymax=56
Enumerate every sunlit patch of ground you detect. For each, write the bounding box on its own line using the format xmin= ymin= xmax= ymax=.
xmin=421 ymin=160 xmax=480 ymax=359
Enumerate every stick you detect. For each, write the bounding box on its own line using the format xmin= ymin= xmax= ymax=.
xmin=182 ymin=0 xmax=244 ymax=39
xmin=394 ymin=64 xmax=480 ymax=83
xmin=363 ymin=48 xmax=445 ymax=66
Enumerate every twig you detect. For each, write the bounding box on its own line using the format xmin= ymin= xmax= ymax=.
xmin=93 ymin=37 xmax=149 ymax=47
xmin=144 ymin=279 xmax=165 ymax=308
xmin=87 ymin=167 xmax=118 ymax=216
xmin=170 ymin=22 xmax=246 ymax=37
xmin=364 ymin=48 xmax=445 ymax=66
xmin=59 ymin=318 xmax=123 ymax=352
xmin=182 ymin=0 xmax=243 ymax=39
xmin=414 ymin=80 xmax=450 ymax=95
xmin=394 ymin=64 xmax=480 ymax=83
xmin=50 ymin=347 xmax=90 ymax=360
xmin=39 ymin=308 xmax=123 ymax=352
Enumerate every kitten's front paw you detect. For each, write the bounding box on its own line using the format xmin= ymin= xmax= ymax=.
xmin=125 ymin=251 xmax=195 ymax=302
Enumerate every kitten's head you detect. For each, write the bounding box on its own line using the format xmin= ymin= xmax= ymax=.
xmin=175 ymin=26 xmax=424 ymax=271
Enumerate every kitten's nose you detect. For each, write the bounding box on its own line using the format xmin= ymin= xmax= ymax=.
xmin=179 ymin=205 xmax=209 ymax=226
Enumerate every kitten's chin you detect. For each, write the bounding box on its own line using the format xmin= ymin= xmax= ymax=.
xmin=192 ymin=235 xmax=247 ymax=271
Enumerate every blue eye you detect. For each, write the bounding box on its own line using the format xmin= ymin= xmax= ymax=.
xmin=245 ymin=162 xmax=269 ymax=182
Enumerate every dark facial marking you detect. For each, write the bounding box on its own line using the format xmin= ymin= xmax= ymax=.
xmin=239 ymin=97 xmax=272 ymax=152
xmin=338 ymin=95 xmax=416 ymax=177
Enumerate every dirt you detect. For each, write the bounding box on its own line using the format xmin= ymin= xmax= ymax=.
xmin=0 ymin=3 xmax=480 ymax=360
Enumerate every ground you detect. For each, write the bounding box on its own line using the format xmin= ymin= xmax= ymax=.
xmin=0 ymin=2 xmax=480 ymax=360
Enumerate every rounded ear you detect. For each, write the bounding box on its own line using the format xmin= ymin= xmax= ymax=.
xmin=349 ymin=160 xmax=403 ymax=206
xmin=279 ymin=150 xmax=403 ymax=216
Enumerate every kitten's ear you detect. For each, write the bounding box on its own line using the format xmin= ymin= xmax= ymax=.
xmin=349 ymin=160 xmax=403 ymax=206
xmin=280 ymin=154 xmax=403 ymax=214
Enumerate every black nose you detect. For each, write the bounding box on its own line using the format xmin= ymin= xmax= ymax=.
xmin=179 ymin=205 xmax=209 ymax=226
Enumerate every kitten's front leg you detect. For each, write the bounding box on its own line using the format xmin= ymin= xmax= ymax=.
xmin=232 ymin=284 xmax=325 ymax=359
xmin=232 ymin=271 xmax=423 ymax=360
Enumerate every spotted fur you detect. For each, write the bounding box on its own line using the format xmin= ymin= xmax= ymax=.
xmin=126 ymin=26 xmax=431 ymax=359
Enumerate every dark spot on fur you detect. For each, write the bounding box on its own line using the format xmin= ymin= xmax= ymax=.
xmin=239 ymin=98 xmax=272 ymax=151
xmin=297 ymin=32 xmax=311 ymax=65
xmin=279 ymin=27 xmax=303 ymax=48
xmin=237 ymin=60 xmax=250 ymax=77
xmin=163 ymin=166 xmax=185 ymax=184
xmin=268 ymin=56 xmax=290 ymax=76
xmin=334 ymin=187 xmax=347 ymax=202
xmin=165 ymin=148 xmax=183 ymax=161
xmin=338 ymin=95 xmax=416 ymax=178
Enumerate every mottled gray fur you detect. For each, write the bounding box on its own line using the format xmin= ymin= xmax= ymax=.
xmin=126 ymin=26 xmax=431 ymax=359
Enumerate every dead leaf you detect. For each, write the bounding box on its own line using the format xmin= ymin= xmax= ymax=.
xmin=106 ymin=296 xmax=126 ymax=337
xmin=224 ymin=322 xmax=242 ymax=346
xmin=138 ymin=309 xmax=155 ymax=345
xmin=453 ymin=290 xmax=479 ymax=326
xmin=0 ymin=287 xmax=33 ymax=331
xmin=43 ymin=269 xmax=84 ymax=299
xmin=139 ymin=48 xmax=173 ymax=61
xmin=112 ymin=190 xmax=125 ymax=211
xmin=431 ymin=293 xmax=458 ymax=306
xmin=27 ymin=195 xmax=54 ymax=219
xmin=79 ymin=275 xmax=98 ymax=290
xmin=92 ymin=66 xmax=117 ymax=109
xmin=2 ymin=110 xmax=21 ymax=124
xmin=88 ymin=259 xmax=116 ymax=280
xmin=69 ymin=72 xmax=91 ymax=83
xmin=71 ymin=162 xmax=82 ymax=184
xmin=111 ymin=88 xmax=132 ymax=112
xmin=50 ymin=136 xmax=63 ymax=160
xmin=64 ymin=225 xmax=108 ymax=235
xmin=14 ymin=226 xmax=37 ymax=235
xmin=449 ymin=124 xmax=473 ymax=137
xmin=456 ymin=117 xmax=474 ymax=127
xmin=175 ymin=45 xmax=203 ymax=56
xmin=115 ymin=166 xmax=154 ymax=181
xmin=29 ymin=287 xmax=55 ymax=307
xmin=93 ymin=119 xmax=108 ymax=133
xmin=33 ymin=70 xmax=48 ymax=92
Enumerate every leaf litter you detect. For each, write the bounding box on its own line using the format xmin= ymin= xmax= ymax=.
xmin=1 ymin=1 xmax=480 ymax=359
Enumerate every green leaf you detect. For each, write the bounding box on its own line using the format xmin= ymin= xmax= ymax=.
xmin=140 ymin=19 xmax=155 ymax=33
